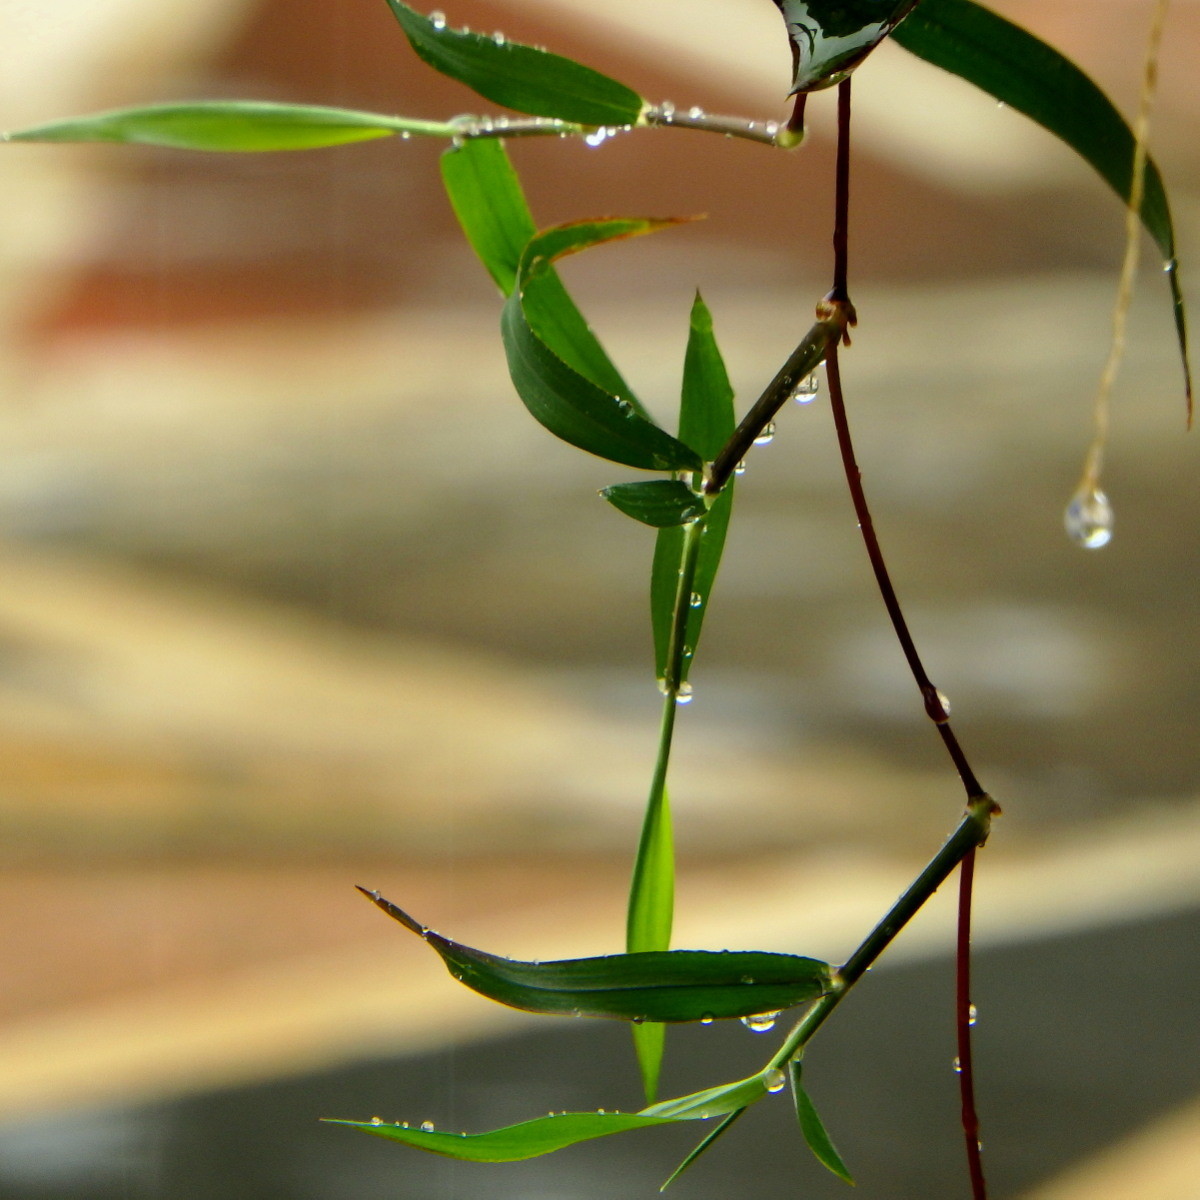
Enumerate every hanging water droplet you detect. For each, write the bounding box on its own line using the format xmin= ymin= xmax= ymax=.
xmin=791 ymin=373 xmax=820 ymax=403
xmin=740 ymin=1011 xmax=780 ymax=1033
xmin=700 ymin=1014 xmax=714 ymax=1025
xmin=689 ymin=591 xmax=703 ymax=609
xmin=764 ymin=1068 xmax=788 ymax=1093
xmin=492 ymin=31 xmax=506 ymax=45
xmin=936 ymin=689 xmax=951 ymax=716
xmin=429 ymin=10 xmax=446 ymax=28
xmin=734 ymin=460 xmax=747 ymax=476
xmin=687 ymin=105 xmax=705 ymax=119
xmin=1164 ymin=256 xmax=1178 ymax=274
xmin=968 ymin=1003 xmax=978 ymax=1027
xmin=420 ymin=1120 xmax=436 ymax=1132
xmin=370 ymin=1116 xmax=384 ymax=1126
xmin=753 ymin=422 xmax=776 ymax=446
xmin=675 ymin=682 xmax=694 ymax=705
xmin=1064 ymin=485 xmax=1114 ymax=549
xmin=764 ymin=120 xmax=780 ymax=138
xmin=399 ymin=130 xmax=411 ymax=140
xmin=584 ymin=127 xmax=612 ymax=147
xmin=659 ymin=100 xmax=676 ymax=120
xmin=952 ymin=1056 xmax=963 ymax=1075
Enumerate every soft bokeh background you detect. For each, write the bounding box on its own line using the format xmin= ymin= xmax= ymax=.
xmin=0 ymin=1 xmax=1197 ymax=1196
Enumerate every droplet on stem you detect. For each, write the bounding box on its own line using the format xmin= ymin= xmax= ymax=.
xmin=791 ymin=373 xmax=820 ymax=404
xmin=675 ymin=682 xmax=694 ymax=705
xmin=753 ymin=422 xmax=776 ymax=446
xmin=968 ymin=1003 xmax=978 ymax=1027
xmin=764 ymin=1068 xmax=788 ymax=1093
xmin=1064 ymin=484 xmax=1114 ymax=549
xmin=689 ymin=591 xmax=703 ymax=609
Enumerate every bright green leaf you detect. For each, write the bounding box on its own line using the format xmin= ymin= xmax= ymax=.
xmin=641 ymin=1072 xmax=770 ymax=1120
xmin=3 ymin=101 xmax=455 ymax=151
xmin=789 ymin=1060 xmax=854 ymax=1184
xmin=385 ymin=1 xmax=645 ymax=126
xmin=601 ymin=481 xmax=707 ymax=527
xmin=359 ymin=888 xmax=833 ymax=1022
xmin=503 ymin=221 xmax=703 ymax=470
xmin=892 ymin=0 xmax=1191 ymax=404
xmin=328 ymin=1110 xmax=678 ymax=1162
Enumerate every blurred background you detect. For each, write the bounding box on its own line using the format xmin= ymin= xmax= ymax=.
xmin=0 ymin=0 xmax=1197 ymax=1196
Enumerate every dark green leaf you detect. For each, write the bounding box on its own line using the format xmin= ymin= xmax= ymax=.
xmin=602 ymin=481 xmax=707 ymax=527
xmin=439 ymin=140 xmax=643 ymax=410
xmin=773 ymin=0 xmax=920 ymax=92
xmin=660 ymin=1108 xmax=746 ymax=1190
xmin=385 ymin=1 xmax=645 ymax=126
xmin=652 ymin=295 xmax=737 ymax=681
xmin=4 ymin=101 xmax=453 ymax=151
xmin=893 ymin=0 xmax=1191 ymax=405
xmin=789 ymin=1060 xmax=854 ymax=1184
xmin=503 ymin=221 xmax=703 ymax=470
xmin=358 ymin=888 xmax=833 ymax=1022
xmin=328 ymin=1110 xmax=677 ymax=1162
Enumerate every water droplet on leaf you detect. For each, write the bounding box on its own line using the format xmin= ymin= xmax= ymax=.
xmin=740 ymin=1011 xmax=780 ymax=1033
xmin=429 ymin=10 xmax=446 ymax=29
xmin=675 ymin=682 xmax=694 ymax=705
xmin=370 ymin=1116 xmax=384 ymax=1126
xmin=700 ymin=1014 xmax=714 ymax=1025
xmin=765 ymin=1068 xmax=788 ymax=1093
xmin=689 ymin=592 xmax=703 ymax=609
xmin=584 ymin=127 xmax=612 ymax=147
xmin=420 ymin=1120 xmax=436 ymax=1132
xmin=1064 ymin=485 xmax=1114 ymax=549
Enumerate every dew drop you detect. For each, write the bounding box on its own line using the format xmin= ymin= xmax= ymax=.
xmin=400 ymin=1121 xmax=410 ymax=1128
xmin=429 ymin=10 xmax=446 ymax=28
xmin=1064 ymin=484 xmax=1114 ymax=549
xmin=753 ymin=422 xmax=776 ymax=446
xmin=936 ymin=689 xmax=951 ymax=717
xmin=492 ymin=31 xmax=506 ymax=44
xmin=952 ymin=1056 xmax=963 ymax=1075
xmin=791 ymin=373 xmax=820 ymax=404
xmin=740 ymin=1011 xmax=780 ymax=1033
xmin=734 ymin=460 xmax=747 ymax=476
xmin=689 ymin=591 xmax=703 ymax=609
xmin=968 ymin=1003 xmax=978 ymax=1027
xmin=370 ymin=1116 xmax=384 ymax=1126
xmin=764 ymin=120 xmax=780 ymax=138
xmin=1164 ymin=256 xmax=1178 ymax=274
xmin=597 ymin=1108 xmax=606 ymax=1114
xmin=687 ymin=106 xmax=705 ymax=119
xmin=764 ymin=1068 xmax=788 ymax=1093
xmin=420 ymin=1120 xmax=435 ymax=1132
xmin=585 ymin=127 xmax=612 ymax=147
xmin=700 ymin=1014 xmax=714 ymax=1026
xmin=659 ymin=100 xmax=676 ymax=119
xmin=675 ymin=682 xmax=694 ymax=705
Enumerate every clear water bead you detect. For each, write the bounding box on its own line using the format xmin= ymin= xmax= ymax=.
xmin=700 ymin=1014 xmax=714 ymax=1026
xmin=675 ymin=682 xmax=694 ymax=705
xmin=420 ymin=1120 xmax=436 ymax=1132
xmin=687 ymin=106 xmax=705 ymax=119
xmin=689 ymin=591 xmax=703 ymax=608
xmin=1064 ymin=485 xmax=1114 ymax=549
xmin=659 ymin=100 xmax=676 ymax=119
xmin=764 ymin=1068 xmax=788 ymax=1093
xmin=585 ymin=127 xmax=612 ymax=147
xmin=740 ymin=1011 xmax=780 ymax=1033
xmin=753 ymin=422 xmax=776 ymax=446
xmin=734 ymin=460 xmax=747 ymax=476
xmin=369 ymin=1116 xmax=384 ymax=1126
xmin=791 ymin=373 xmax=820 ymax=403
xmin=968 ymin=1003 xmax=978 ymax=1026
xmin=429 ymin=10 xmax=446 ymax=28
xmin=952 ymin=1056 xmax=963 ymax=1075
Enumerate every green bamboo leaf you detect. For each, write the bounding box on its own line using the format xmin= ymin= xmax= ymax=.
xmin=772 ymin=1 xmax=921 ymax=93
xmin=660 ymin=1108 xmax=746 ymax=1190
xmin=789 ymin=1060 xmax=854 ymax=1185
xmin=503 ymin=221 xmax=703 ymax=470
xmin=601 ymin=481 xmax=707 ymax=528
xmin=651 ymin=295 xmax=736 ymax=681
xmin=327 ymin=1110 xmax=678 ymax=1162
xmin=439 ymin=140 xmax=644 ymax=411
xmin=358 ymin=888 xmax=833 ymax=1022
xmin=385 ymin=1 xmax=645 ymax=126
xmin=3 ymin=101 xmax=455 ymax=151
xmin=641 ymin=1072 xmax=771 ymax=1120
xmin=892 ymin=0 xmax=1191 ymax=404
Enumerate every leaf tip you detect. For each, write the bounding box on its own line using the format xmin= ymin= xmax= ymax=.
xmin=356 ymin=886 xmax=428 ymax=937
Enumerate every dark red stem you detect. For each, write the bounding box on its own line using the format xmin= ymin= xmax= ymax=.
xmin=957 ymin=850 xmax=987 ymax=1199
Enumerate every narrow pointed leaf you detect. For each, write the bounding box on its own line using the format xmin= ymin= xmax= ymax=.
xmin=359 ymin=888 xmax=833 ymax=1021
xmin=602 ymin=481 xmax=707 ymax=527
xmin=503 ymin=221 xmax=703 ymax=470
xmin=385 ymin=1 xmax=645 ymax=126
xmin=652 ymin=295 xmax=736 ymax=681
xmin=773 ymin=0 xmax=920 ymax=93
xmin=660 ymin=1108 xmax=746 ymax=1190
xmin=440 ymin=139 xmax=644 ymax=411
xmin=641 ymin=1073 xmax=769 ymax=1120
xmin=892 ymin=0 xmax=1191 ymax=405
xmin=4 ymin=101 xmax=456 ymax=151
xmin=789 ymin=1060 xmax=854 ymax=1184
xmin=633 ymin=1021 xmax=667 ymax=1107
xmin=328 ymin=1110 xmax=678 ymax=1162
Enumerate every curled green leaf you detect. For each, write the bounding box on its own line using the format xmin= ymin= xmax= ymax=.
xmin=641 ymin=1072 xmax=770 ymax=1120
xmin=892 ymin=0 xmax=1191 ymax=408
xmin=358 ymin=888 xmax=834 ymax=1022
xmin=328 ymin=1110 xmax=678 ymax=1162
xmin=3 ymin=101 xmax=455 ymax=151
xmin=601 ymin=481 xmax=708 ymax=528
xmin=789 ymin=1060 xmax=854 ymax=1184
xmin=385 ymin=1 xmax=645 ymax=127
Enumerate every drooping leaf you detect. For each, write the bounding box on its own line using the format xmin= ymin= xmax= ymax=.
xmin=3 ymin=101 xmax=455 ymax=151
xmin=892 ymin=0 xmax=1191 ymax=405
xmin=328 ymin=1110 xmax=678 ymax=1162
xmin=385 ymin=1 xmax=645 ymax=127
xmin=358 ymin=888 xmax=833 ymax=1022
xmin=789 ymin=1060 xmax=854 ymax=1184
xmin=439 ymin=140 xmax=644 ymax=411
xmin=651 ymin=295 xmax=737 ymax=681
xmin=660 ymin=1109 xmax=746 ymax=1190
xmin=503 ymin=221 xmax=703 ymax=470
xmin=641 ymin=1072 xmax=770 ymax=1120
xmin=601 ymin=481 xmax=707 ymax=527
xmin=772 ymin=0 xmax=921 ymax=93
